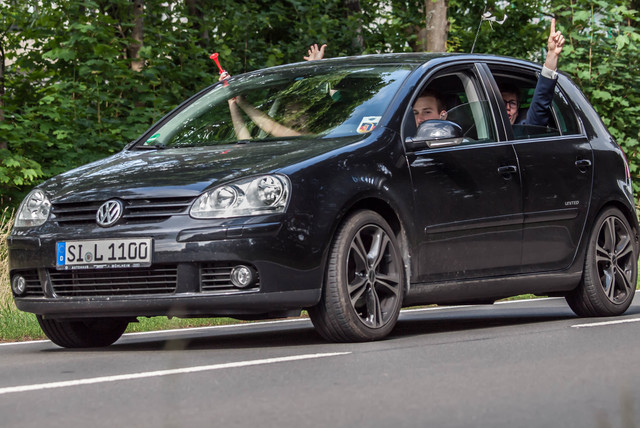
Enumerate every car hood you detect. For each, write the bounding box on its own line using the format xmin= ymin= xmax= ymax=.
xmin=43 ymin=137 xmax=363 ymax=202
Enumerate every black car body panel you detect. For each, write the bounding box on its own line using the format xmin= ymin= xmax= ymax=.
xmin=8 ymin=53 xmax=638 ymax=340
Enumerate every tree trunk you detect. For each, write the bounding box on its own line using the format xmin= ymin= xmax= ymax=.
xmin=344 ymin=0 xmax=364 ymax=52
xmin=128 ymin=0 xmax=144 ymax=72
xmin=184 ymin=0 xmax=209 ymax=48
xmin=416 ymin=0 xmax=448 ymax=52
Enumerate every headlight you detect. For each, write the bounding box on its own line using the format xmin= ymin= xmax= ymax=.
xmin=15 ymin=189 xmax=51 ymax=227
xmin=191 ymin=174 xmax=290 ymax=219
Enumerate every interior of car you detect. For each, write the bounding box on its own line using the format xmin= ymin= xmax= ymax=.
xmin=404 ymin=71 xmax=496 ymax=145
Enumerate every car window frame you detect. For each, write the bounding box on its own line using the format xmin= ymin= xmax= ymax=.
xmin=480 ymin=62 xmax=586 ymax=142
xmin=401 ymin=62 xmax=500 ymax=149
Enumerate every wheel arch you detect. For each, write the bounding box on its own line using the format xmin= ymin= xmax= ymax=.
xmin=591 ymin=199 xmax=640 ymax=252
xmin=565 ymin=200 xmax=639 ymax=316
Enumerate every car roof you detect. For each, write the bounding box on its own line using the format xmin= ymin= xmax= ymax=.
xmin=222 ymin=53 xmax=548 ymax=93
xmin=273 ymin=52 xmax=542 ymax=72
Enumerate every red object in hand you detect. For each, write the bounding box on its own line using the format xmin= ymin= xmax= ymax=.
xmin=210 ymin=53 xmax=225 ymax=75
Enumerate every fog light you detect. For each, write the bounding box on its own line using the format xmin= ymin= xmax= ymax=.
xmin=230 ymin=265 xmax=256 ymax=288
xmin=12 ymin=275 xmax=27 ymax=296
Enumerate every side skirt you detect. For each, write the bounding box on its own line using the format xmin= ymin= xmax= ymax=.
xmin=404 ymin=270 xmax=582 ymax=306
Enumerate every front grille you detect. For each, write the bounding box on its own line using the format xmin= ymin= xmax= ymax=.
xmin=49 ymin=265 xmax=178 ymax=297
xmin=200 ymin=263 xmax=260 ymax=292
xmin=52 ymin=197 xmax=195 ymax=226
xmin=12 ymin=270 xmax=44 ymax=297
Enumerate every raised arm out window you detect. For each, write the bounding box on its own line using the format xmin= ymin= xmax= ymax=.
xmin=490 ymin=65 xmax=582 ymax=140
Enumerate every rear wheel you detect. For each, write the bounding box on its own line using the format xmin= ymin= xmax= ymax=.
xmin=309 ymin=210 xmax=405 ymax=342
xmin=566 ymin=207 xmax=638 ymax=317
xmin=37 ymin=316 xmax=129 ymax=348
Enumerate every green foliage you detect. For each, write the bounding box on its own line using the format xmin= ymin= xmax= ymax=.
xmin=551 ymin=1 xmax=640 ymax=191
xmin=1 ymin=0 xmax=639 ymax=209
xmin=448 ymin=0 xmax=549 ymax=59
xmin=0 ymin=0 xmax=362 ymax=208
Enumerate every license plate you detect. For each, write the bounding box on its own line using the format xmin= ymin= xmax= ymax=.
xmin=56 ymin=238 xmax=153 ymax=270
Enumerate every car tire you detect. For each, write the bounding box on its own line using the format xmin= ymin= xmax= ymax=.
xmin=566 ymin=207 xmax=638 ymax=317
xmin=37 ymin=316 xmax=129 ymax=348
xmin=309 ymin=210 xmax=404 ymax=342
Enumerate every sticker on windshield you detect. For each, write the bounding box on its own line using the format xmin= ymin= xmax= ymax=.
xmin=145 ymin=133 xmax=160 ymax=144
xmin=357 ymin=116 xmax=381 ymax=134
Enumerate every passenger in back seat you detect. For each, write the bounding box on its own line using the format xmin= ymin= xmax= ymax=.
xmin=500 ymin=18 xmax=565 ymax=127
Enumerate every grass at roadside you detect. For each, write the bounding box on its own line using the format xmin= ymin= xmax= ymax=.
xmin=123 ymin=317 xmax=245 ymax=333
xmin=0 ymin=306 xmax=47 ymax=342
xmin=1 ymin=208 xmax=45 ymax=342
xmin=1 ymin=208 xmax=12 ymax=314
xmin=0 ymin=310 xmax=247 ymax=342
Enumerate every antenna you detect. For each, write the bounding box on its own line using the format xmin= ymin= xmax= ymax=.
xmin=471 ymin=11 xmax=507 ymax=53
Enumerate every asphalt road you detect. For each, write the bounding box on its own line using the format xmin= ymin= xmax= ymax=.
xmin=2 ymin=294 xmax=640 ymax=428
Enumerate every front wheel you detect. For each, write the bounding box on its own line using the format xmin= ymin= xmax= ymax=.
xmin=37 ymin=316 xmax=129 ymax=348
xmin=566 ymin=207 xmax=638 ymax=317
xmin=309 ymin=210 xmax=405 ymax=342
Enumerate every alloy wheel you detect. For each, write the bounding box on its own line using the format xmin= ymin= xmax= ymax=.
xmin=596 ymin=216 xmax=635 ymax=304
xmin=346 ymin=224 xmax=402 ymax=328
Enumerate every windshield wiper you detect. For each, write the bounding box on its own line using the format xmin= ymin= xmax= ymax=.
xmin=133 ymin=144 xmax=167 ymax=150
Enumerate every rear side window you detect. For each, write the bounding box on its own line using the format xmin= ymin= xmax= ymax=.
xmin=552 ymin=88 xmax=581 ymax=135
xmin=490 ymin=66 xmax=581 ymax=140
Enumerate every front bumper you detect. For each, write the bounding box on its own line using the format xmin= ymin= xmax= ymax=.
xmin=14 ymin=289 xmax=320 ymax=319
xmin=8 ymin=214 xmax=326 ymax=319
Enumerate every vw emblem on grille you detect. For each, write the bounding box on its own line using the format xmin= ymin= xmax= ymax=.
xmin=96 ymin=200 xmax=123 ymax=227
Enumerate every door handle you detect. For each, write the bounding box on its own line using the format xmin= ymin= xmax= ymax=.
xmin=497 ymin=165 xmax=518 ymax=176
xmin=575 ymin=159 xmax=592 ymax=169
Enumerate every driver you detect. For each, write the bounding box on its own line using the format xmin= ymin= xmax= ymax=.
xmin=413 ymin=89 xmax=448 ymax=127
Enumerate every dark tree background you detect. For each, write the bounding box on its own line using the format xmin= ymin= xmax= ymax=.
xmin=1 ymin=0 xmax=639 ymax=209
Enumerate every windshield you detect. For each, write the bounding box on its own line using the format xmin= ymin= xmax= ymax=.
xmin=140 ymin=64 xmax=412 ymax=148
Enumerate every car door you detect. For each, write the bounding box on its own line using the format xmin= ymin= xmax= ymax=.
xmin=485 ymin=64 xmax=593 ymax=272
xmin=404 ymin=65 xmax=523 ymax=283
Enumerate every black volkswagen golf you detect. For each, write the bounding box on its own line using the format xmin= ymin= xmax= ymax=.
xmin=8 ymin=53 xmax=639 ymax=347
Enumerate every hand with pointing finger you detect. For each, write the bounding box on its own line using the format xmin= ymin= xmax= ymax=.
xmin=545 ymin=18 xmax=565 ymax=71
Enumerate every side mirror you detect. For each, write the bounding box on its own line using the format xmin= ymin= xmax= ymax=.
xmin=405 ymin=120 xmax=464 ymax=150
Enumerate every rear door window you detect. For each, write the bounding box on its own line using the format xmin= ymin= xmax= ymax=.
xmin=488 ymin=65 xmax=582 ymax=140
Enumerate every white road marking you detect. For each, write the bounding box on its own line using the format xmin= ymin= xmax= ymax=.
xmin=571 ymin=318 xmax=640 ymax=329
xmin=0 ymin=339 xmax=49 ymax=347
xmin=495 ymin=297 xmax=563 ymax=305
xmin=125 ymin=317 xmax=309 ymax=336
xmin=0 ymin=352 xmax=351 ymax=396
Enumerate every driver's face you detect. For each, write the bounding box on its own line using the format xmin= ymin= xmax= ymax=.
xmin=413 ymin=96 xmax=443 ymax=127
